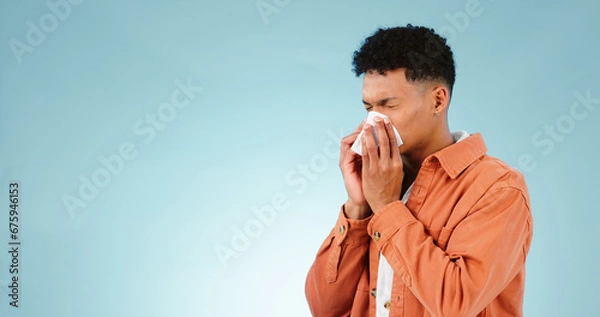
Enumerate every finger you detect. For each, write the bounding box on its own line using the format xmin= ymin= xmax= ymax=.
xmin=361 ymin=132 xmax=370 ymax=170
xmin=341 ymin=133 xmax=364 ymax=168
xmin=385 ymin=118 xmax=400 ymax=160
xmin=341 ymin=119 xmax=367 ymax=147
xmin=374 ymin=117 xmax=390 ymax=159
xmin=341 ymin=123 xmax=368 ymax=165
xmin=363 ymin=123 xmax=377 ymax=167
xmin=341 ymin=131 xmax=362 ymax=148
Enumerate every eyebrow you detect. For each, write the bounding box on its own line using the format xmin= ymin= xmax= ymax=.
xmin=362 ymin=97 xmax=398 ymax=106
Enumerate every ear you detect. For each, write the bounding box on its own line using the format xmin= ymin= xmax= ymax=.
xmin=431 ymin=84 xmax=449 ymax=115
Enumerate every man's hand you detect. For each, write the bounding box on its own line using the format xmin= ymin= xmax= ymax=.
xmin=340 ymin=120 xmax=372 ymax=220
xmin=361 ymin=116 xmax=404 ymax=213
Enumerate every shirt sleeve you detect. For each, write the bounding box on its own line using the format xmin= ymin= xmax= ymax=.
xmin=366 ymin=181 xmax=534 ymax=317
xmin=305 ymin=203 xmax=373 ymax=317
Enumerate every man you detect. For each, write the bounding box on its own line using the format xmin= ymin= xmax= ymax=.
xmin=304 ymin=24 xmax=534 ymax=317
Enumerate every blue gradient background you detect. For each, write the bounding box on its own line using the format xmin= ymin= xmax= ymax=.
xmin=0 ymin=0 xmax=598 ymax=316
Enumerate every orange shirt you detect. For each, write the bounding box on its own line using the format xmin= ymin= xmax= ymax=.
xmin=304 ymin=132 xmax=534 ymax=317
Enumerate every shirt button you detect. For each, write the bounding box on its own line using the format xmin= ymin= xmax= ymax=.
xmin=384 ymin=301 xmax=391 ymax=310
xmin=370 ymin=288 xmax=377 ymax=298
xmin=374 ymin=231 xmax=381 ymax=241
xmin=339 ymin=225 xmax=346 ymax=234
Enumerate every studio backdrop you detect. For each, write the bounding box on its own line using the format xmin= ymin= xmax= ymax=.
xmin=0 ymin=0 xmax=598 ymax=316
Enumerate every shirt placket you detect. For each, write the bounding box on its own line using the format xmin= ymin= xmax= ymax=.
xmin=375 ymin=182 xmax=414 ymax=316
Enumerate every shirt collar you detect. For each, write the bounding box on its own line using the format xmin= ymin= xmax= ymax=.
xmin=423 ymin=130 xmax=488 ymax=179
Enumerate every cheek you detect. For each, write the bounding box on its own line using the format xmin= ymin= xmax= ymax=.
xmin=390 ymin=106 xmax=418 ymax=129
xmin=389 ymin=115 xmax=412 ymax=142
xmin=389 ymin=108 xmax=425 ymax=143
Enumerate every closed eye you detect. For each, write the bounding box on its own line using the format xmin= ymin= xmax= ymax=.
xmin=366 ymin=105 xmax=396 ymax=111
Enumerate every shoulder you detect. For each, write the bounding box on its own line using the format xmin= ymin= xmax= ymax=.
xmin=464 ymin=154 xmax=531 ymax=211
xmin=473 ymin=155 xmax=527 ymax=189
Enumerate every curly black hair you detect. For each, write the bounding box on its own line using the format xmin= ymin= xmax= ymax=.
xmin=352 ymin=24 xmax=456 ymax=96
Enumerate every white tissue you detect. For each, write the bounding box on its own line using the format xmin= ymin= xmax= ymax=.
xmin=350 ymin=111 xmax=403 ymax=155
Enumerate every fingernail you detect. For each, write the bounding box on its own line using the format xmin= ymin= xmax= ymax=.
xmin=374 ymin=117 xmax=381 ymax=122
xmin=383 ymin=117 xmax=390 ymax=123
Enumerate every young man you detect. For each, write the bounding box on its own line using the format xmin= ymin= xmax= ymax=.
xmin=304 ymin=24 xmax=534 ymax=317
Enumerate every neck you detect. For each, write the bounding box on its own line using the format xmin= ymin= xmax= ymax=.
xmin=402 ymin=128 xmax=454 ymax=179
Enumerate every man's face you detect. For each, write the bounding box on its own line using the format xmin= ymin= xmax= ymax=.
xmin=362 ymin=68 xmax=436 ymax=155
